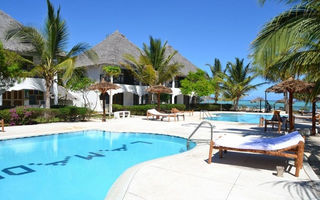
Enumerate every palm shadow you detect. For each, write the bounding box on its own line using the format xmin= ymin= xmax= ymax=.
xmin=206 ymin=151 xmax=296 ymax=174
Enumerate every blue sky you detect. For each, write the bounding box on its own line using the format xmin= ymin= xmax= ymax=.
xmin=1 ymin=0 xmax=289 ymax=100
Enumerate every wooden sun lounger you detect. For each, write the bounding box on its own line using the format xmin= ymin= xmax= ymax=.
xmin=208 ymin=131 xmax=305 ymax=177
xmin=171 ymin=108 xmax=194 ymax=116
xmin=146 ymin=109 xmax=176 ymax=122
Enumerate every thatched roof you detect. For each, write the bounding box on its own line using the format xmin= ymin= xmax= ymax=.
xmin=250 ymin=97 xmax=264 ymax=103
xmin=165 ymin=45 xmax=198 ymax=76
xmin=89 ymin=79 xmax=120 ymax=93
xmin=0 ymin=10 xmax=31 ymax=53
xmin=265 ymin=77 xmax=314 ymax=93
xmin=76 ymin=30 xmax=140 ymax=68
xmin=75 ymin=30 xmax=199 ymax=76
xmin=146 ymin=85 xmax=172 ymax=94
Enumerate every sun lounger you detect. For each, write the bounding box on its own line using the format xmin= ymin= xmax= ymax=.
xmin=146 ymin=109 xmax=176 ymax=122
xmin=171 ymin=108 xmax=193 ymax=116
xmin=208 ymin=131 xmax=305 ymax=177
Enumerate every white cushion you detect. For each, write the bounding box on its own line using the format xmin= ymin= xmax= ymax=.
xmin=215 ymin=131 xmax=304 ymax=151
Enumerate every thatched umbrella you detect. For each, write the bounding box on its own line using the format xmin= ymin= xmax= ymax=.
xmin=89 ymin=79 xmax=120 ymax=122
xmin=250 ymin=97 xmax=264 ymax=112
xmin=146 ymin=85 xmax=172 ymax=111
xmin=265 ymin=77 xmax=314 ymax=132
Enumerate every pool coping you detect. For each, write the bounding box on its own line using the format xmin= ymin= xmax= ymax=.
xmin=104 ymin=141 xmax=319 ymax=200
xmin=104 ymin=142 xmax=199 ymax=200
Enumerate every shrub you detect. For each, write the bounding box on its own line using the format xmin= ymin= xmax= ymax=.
xmin=0 ymin=109 xmax=10 ymax=123
xmin=57 ymin=107 xmax=70 ymax=121
xmin=190 ymin=103 xmax=232 ymax=111
xmin=57 ymin=106 xmax=90 ymax=121
xmin=77 ymin=107 xmax=88 ymax=121
xmin=112 ymin=104 xmax=186 ymax=115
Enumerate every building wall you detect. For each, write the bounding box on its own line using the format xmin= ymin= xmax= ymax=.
xmin=177 ymin=94 xmax=184 ymax=104
xmin=123 ymin=92 xmax=133 ymax=106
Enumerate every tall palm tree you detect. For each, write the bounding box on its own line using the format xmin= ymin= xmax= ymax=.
xmin=123 ymin=36 xmax=183 ymax=103
xmin=206 ymin=58 xmax=223 ymax=103
xmin=221 ymin=58 xmax=265 ymax=110
xmin=6 ymin=0 xmax=96 ymax=108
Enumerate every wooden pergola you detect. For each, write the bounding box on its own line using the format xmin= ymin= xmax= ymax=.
xmin=146 ymin=85 xmax=172 ymax=111
xmin=89 ymin=79 xmax=120 ymax=122
xmin=265 ymin=77 xmax=314 ymax=132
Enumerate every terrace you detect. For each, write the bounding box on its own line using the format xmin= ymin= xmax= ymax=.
xmin=0 ymin=112 xmax=319 ymax=200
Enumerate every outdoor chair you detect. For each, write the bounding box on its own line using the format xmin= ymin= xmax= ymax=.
xmin=208 ymin=131 xmax=305 ymax=177
xmin=146 ymin=109 xmax=177 ymax=122
xmin=264 ymin=110 xmax=283 ymax=133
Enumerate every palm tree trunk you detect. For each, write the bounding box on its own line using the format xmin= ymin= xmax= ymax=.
xmin=45 ymin=81 xmax=52 ymax=109
xmin=214 ymin=92 xmax=218 ymax=103
xmin=234 ymin=97 xmax=240 ymax=111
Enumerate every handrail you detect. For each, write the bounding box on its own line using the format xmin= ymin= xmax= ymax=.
xmin=199 ymin=110 xmax=213 ymax=119
xmin=186 ymin=121 xmax=214 ymax=150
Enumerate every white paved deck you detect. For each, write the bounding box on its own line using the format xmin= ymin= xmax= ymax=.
xmin=0 ymin=112 xmax=319 ymax=200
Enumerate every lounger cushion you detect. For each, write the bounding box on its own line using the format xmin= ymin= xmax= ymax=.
xmin=215 ymin=131 xmax=304 ymax=151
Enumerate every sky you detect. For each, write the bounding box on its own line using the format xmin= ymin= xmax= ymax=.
xmin=1 ymin=0 xmax=290 ymax=100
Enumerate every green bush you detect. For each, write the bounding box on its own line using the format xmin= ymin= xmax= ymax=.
xmin=57 ymin=106 xmax=90 ymax=121
xmin=112 ymin=104 xmax=186 ymax=115
xmin=190 ymin=103 xmax=232 ymax=111
xmin=0 ymin=109 xmax=10 ymax=123
xmin=77 ymin=107 xmax=89 ymax=121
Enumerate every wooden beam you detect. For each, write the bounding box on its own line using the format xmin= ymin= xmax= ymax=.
xmin=289 ymin=91 xmax=294 ymax=132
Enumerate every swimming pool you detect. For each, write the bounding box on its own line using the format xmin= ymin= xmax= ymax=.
xmin=0 ymin=130 xmax=195 ymax=200
xmin=207 ymin=113 xmax=273 ymax=124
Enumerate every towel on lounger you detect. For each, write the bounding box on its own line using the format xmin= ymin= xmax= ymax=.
xmin=214 ymin=131 xmax=304 ymax=151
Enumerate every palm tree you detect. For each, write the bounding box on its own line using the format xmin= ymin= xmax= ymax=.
xmin=251 ymin=0 xmax=320 ymax=98
xmin=123 ymin=36 xmax=183 ymax=103
xmin=206 ymin=58 xmax=223 ymax=103
xmin=6 ymin=0 xmax=96 ymax=108
xmin=103 ymin=65 xmax=121 ymax=116
xmin=221 ymin=58 xmax=265 ymax=110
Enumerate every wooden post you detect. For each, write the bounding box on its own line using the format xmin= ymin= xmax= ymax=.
xmin=289 ymin=91 xmax=294 ymax=132
xmin=208 ymin=140 xmax=214 ymax=164
xmin=295 ymin=141 xmax=304 ymax=177
xmin=312 ymin=101 xmax=316 ymax=136
xmin=102 ymin=93 xmax=106 ymax=122
xmin=219 ymin=147 xmax=223 ymax=158
xmin=1 ymin=119 xmax=4 ymax=132
xmin=157 ymin=93 xmax=160 ymax=111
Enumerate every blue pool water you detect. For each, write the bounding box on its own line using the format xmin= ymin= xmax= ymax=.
xmin=207 ymin=113 xmax=274 ymax=124
xmin=0 ymin=130 xmax=195 ymax=200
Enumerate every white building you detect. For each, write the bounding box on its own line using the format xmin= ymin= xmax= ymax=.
xmin=0 ymin=10 xmax=199 ymax=111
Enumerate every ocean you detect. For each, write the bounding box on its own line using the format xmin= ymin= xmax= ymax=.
xmin=203 ymin=100 xmax=319 ymax=111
